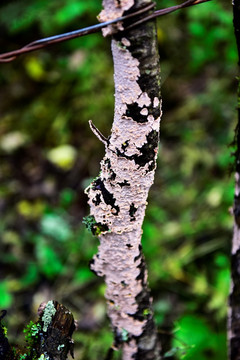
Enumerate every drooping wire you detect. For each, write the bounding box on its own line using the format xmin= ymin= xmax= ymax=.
xmin=0 ymin=0 xmax=211 ymax=63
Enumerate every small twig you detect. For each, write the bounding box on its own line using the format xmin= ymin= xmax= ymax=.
xmin=89 ymin=120 xmax=108 ymax=145
xmin=0 ymin=0 xmax=211 ymax=63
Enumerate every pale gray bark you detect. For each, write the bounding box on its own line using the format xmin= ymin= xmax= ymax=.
xmin=86 ymin=0 xmax=161 ymax=358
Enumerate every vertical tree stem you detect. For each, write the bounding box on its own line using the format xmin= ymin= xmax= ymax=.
xmin=86 ymin=0 xmax=161 ymax=359
xmin=229 ymin=1 xmax=240 ymax=360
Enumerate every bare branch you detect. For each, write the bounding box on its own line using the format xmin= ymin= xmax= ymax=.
xmin=89 ymin=120 xmax=108 ymax=145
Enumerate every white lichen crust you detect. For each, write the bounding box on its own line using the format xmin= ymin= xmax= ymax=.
xmin=42 ymin=300 xmax=57 ymax=332
xmin=87 ymin=1 xmax=161 ymax=358
xmin=99 ymin=0 xmax=134 ymax=36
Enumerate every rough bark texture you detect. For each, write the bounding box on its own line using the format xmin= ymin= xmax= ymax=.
xmin=86 ymin=1 xmax=161 ymax=359
xmin=0 ymin=301 xmax=75 ymax=360
xmin=37 ymin=300 xmax=75 ymax=360
xmin=229 ymin=1 xmax=240 ymax=360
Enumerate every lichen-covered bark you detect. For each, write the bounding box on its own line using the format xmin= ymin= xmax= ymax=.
xmin=86 ymin=1 xmax=161 ymax=359
xmin=37 ymin=300 xmax=75 ymax=360
xmin=0 ymin=301 xmax=75 ymax=360
xmin=229 ymin=1 xmax=240 ymax=359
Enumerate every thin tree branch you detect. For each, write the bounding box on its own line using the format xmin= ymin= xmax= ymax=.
xmin=89 ymin=120 xmax=108 ymax=146
xmin=0 ymin=0 xmax=211 ymax=63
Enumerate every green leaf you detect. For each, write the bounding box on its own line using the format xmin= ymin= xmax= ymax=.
xmin=36 ymin=237 xmax=64 ymax=278
xmin=0 ymin=283 xmax=12 ymax=308
xmin=21 ymin=262 xmax=39 ymax=286
xmin=173 ymin=315 xmax=227 ymax=360
xmin=74 ymin=267 xmax=94 ymax=284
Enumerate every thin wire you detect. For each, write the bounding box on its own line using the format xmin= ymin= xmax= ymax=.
xmin=125 ymin=0 xmax=210 ymax=30
xmin=0 ymin=2 xmax=155 ymax=62
xmin=0 ymin=0 xmax=211 ymax=63
xmin=27 ymin=2 xmax=155 ymax=46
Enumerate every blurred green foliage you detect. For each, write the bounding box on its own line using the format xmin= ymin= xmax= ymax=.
xmin=0 ymin=0 xmax=237 ymax=358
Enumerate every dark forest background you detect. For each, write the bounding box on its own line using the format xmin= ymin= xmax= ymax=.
xmin=0 ymin=1 xmax=236 ymax=359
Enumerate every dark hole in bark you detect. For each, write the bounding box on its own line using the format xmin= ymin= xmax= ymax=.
xmin=129 ymin=203 xmax=137 ymax=221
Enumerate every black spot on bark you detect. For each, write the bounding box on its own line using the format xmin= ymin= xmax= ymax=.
xmin=104 ymin=158 xmax=116 ymax=181
xmin=134 ymin=251 xmax=141 ymax=262
xmin=234 ymin=194 xmax=240 ymax=227
xmin=93 ymin=222 xmax=109 ymax=236
xmin=129 ymin=290 xmax=151 ymax=322
xmin=124 ymin=99 xmax=160 ymax=124
xmin=110 ymin=171 xmax=116 ymax=181
xmin=125 ymin=103 xmax=148 ymax=123
xmin=116 ymin=21 xmax=161 ymax=105
xmin=134 ymin=318 xmax=160 ymax=360
xmin=149 ymin=97 xmax=161 ymax=119
xmin=105 ymin=158 xmax=111 ymax=168
xmin=136 ymin=257 xmax=145 ymax=282
xmin=129 ymin=203 xmax=137 ymax=221
xmin=114 ymin=328 xmax=124 ymax=347
xmin=89 ymin=259 xmax=98 ymax=276
xmin=134 ymin=130 xmax=158 ymax=168
xmin=116 ymin=130 xmax=158 ymax=169
xmin=126 ymin=243 xmax=133 ymax=248
xmin=92 ymin=178 xmax=119 ymax=215
xmin=229 ymin=249 xmax=240 ymax=360
xmin=148 ymin=161 xmax=155 ymax=172
xmin=118 ymin=180 xmax=130 ymax=187
xmin=230 ymin=249 xmax=240 ymax=306
xmin=93 ymin=193 xmax=101 ymax=206
xmin=121 ymin=140 xmax=129 ymax=151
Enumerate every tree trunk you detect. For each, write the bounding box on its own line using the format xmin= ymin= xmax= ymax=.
xmin=86 ymin=0 xmax=161 ymax=359
xmin=229 ymin=1 xmax=240 ymax=360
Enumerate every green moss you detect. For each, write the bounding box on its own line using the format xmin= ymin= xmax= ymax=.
xmin=83 ymin=215 xmax=109 ymax=236
xmin=19 ymin=354 xmax=28 ymax=360
xmin=117 ymin=41 xmax=126 ymax=50
xmin=142 ymin=308 xmax=151 ymax=316
xmin=83 ymin=215 xmax=97 ymax=233
xmin=21 ymin=320 xmax=41 ymax=360
xmin=23 ymin=321 xmax=41 ymax=342
xmin=2 ymin=325 xmax=7 ymax=336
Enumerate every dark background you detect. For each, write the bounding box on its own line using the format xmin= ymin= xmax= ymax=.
xmin=0 ymin=1 xmax=236 ymax=358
